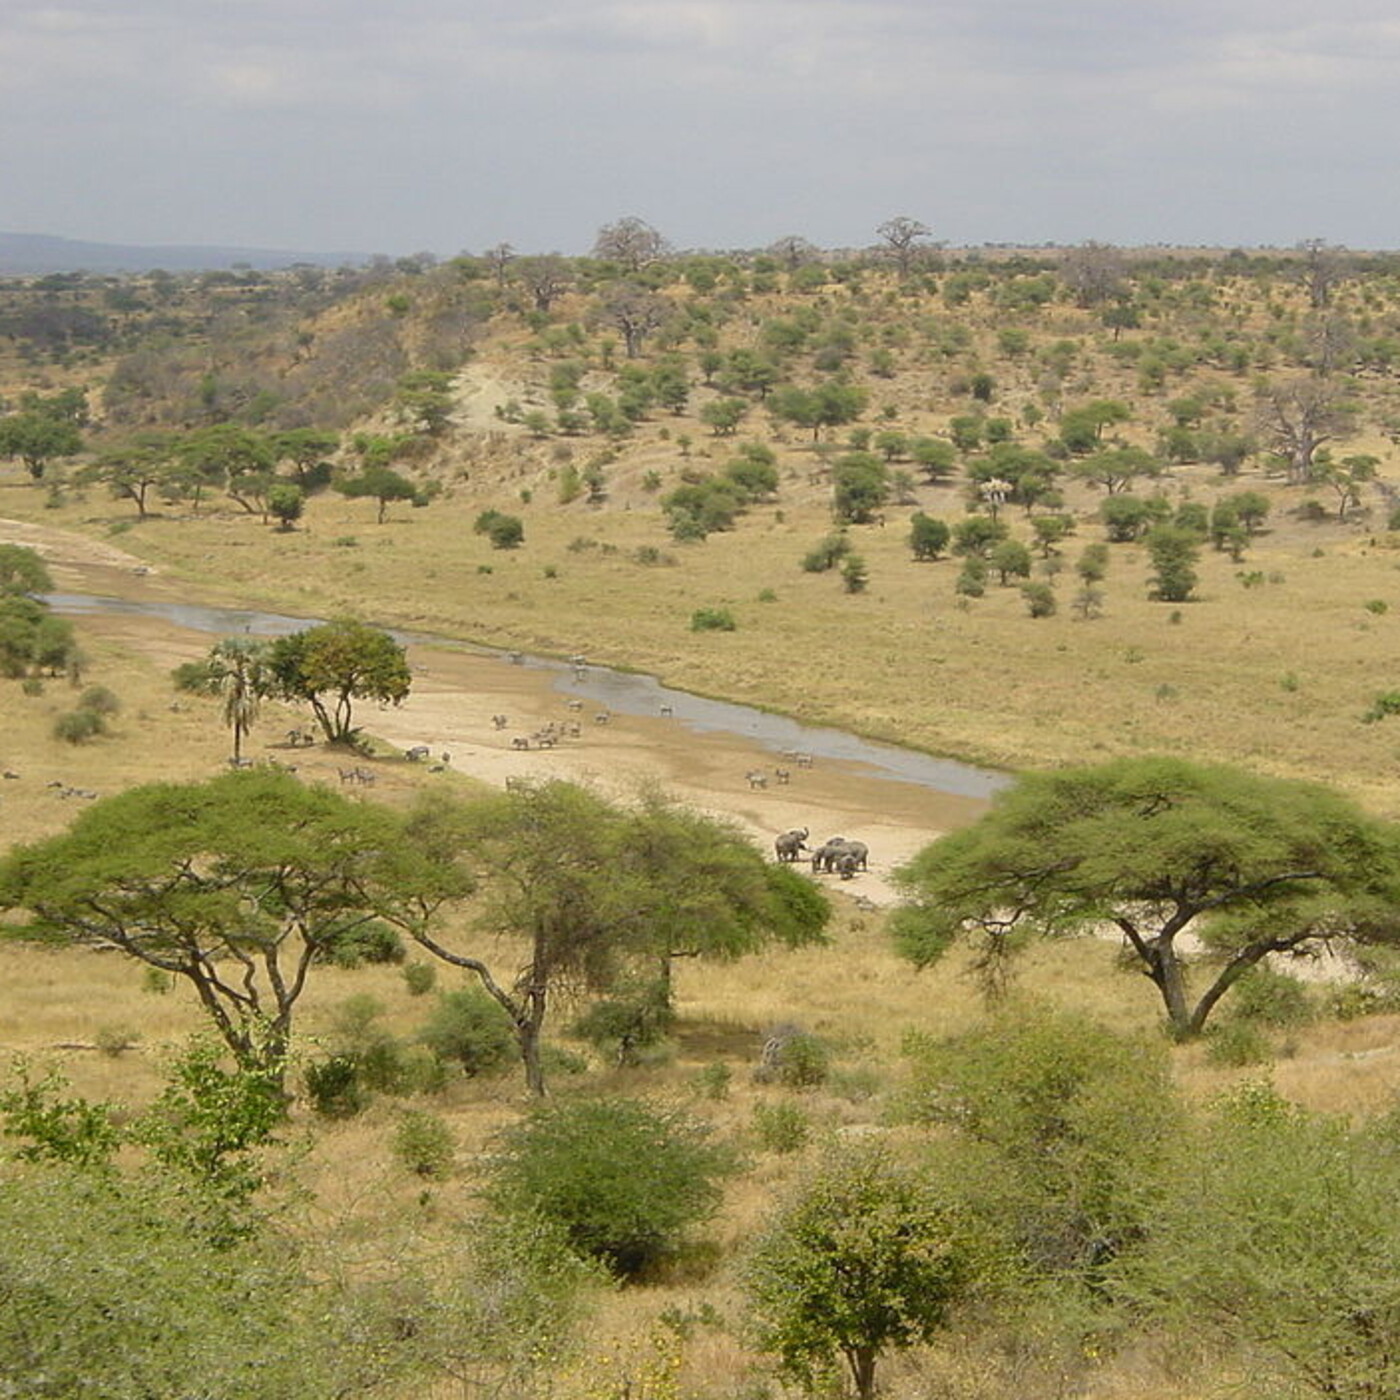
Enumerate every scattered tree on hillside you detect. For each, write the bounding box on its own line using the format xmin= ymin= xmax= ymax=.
xmin=1256 ymin=376 xmax=1358 ymax=484
xmin=1145 ymin=525 xmax=1200 ymax=602
xmin=591 ymin=216 xmax=671 ymax=271
xmin=1060 ymin=241 xmax=1127 ymax=306
xmin=598 ymin=283 xmax=669 ymax=359
xmin=515 ymin=254 xmax=571 ymax=314
xmin=876 ymin=216 xmax=934 ymax=277
xmin=336 ymin=462 xmax=422 ymax=523
xmin=80 ymin=431 xmax=180 ymax=517
xmin=831 ymin=452 xmax=890 ymax=524
xmin=891 ymin=756 xmax=1400 ymax=1039
xmin=909 ymin=512 xmax=951 ymax=560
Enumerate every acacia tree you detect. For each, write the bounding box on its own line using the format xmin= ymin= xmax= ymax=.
xmin=891 ymin=756 xmax=1400 ymax=1039
xmin=0 ymin=543 xmax=52 ymax=596
xmin=80 ymin=431 xmax=179 ymax=517
xmin=402 ymin=781 xmax=829 ymax=1094
xmin=336 ymin=463 xmax=421 ymax=523
xmin=0 ymin=412 xmax=84 ymax=480
xmin=743 ymin=1145 xmax=974 ymax=1400
xmin=0 ymin=770 xmax=467 ymax=1082
xmin=266 ymin=618 xmax=412 ymax=744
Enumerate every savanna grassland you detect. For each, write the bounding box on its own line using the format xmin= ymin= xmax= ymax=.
xmin=6 ymin=240 xmax=1400 ymax=1399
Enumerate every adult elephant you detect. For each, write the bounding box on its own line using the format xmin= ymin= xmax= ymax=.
xmin=812 ymin=838 xmax=868 ymax=874
xmin=810 ymin=838 xmax=848 ymax=873
xmin=774 ymin=827 xmax=809 ymax=863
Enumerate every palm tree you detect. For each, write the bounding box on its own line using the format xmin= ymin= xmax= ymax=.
xmin=174 ymin=637 xmax=271 ymax=762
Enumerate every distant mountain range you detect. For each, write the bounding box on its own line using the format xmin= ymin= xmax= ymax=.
xmin=0 ymin=232 xmax=373 ymax=276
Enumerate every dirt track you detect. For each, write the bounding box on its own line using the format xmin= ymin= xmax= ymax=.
xmin=3 ymin=517 xmax=992 ymax=906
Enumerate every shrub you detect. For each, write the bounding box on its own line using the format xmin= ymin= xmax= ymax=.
xmin=402 ymin=961 xmax=437 ymax=996
xmin=570 ymin=979 xmax=674 ymax=1065
xmin=693 ymin=1063 xmax=732 ymax=1101
xmin=318 ymin=920 xmax=405 ymax=969
xmin=303 ymin=1054 xmax=369 ymax=1119
xmin=753 ymin=1101 xmax=811 ymax=1154
xmin=801 ymin=532 xmax=851 ymax=573
xmin=474 ymin=509 xmax=525 ymax=549
xmin=900 ymin=1003 xmax=1180 ymax=1285
xmin=1204 ymin=1020 xmax=1273 ymax=1067
xmin=485 ymin=1097 xmax=736 ymax=1278
xmin=690 ymin=607 xmax=737 ymax=632
xmin=94 ymin=1025 xmax=140 ymax=1058
xmin=756 ymin=1028 xmax=830 ymax=1088
xmin=53 ymin=708 xmax=104 ymax=744
xmin=1228 ymin=965 xmax=1314 ymax=1027
xmin=76 ymin=685 xmax=120 ymax=717
xmin=417 ymin=987 xmax=515 ymax=1077
xmin=391 ymin=1109 xmax=456 ymax=1177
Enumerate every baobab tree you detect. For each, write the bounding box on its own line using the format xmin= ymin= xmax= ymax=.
xmin=876 ymin=216 xmax=933 ymax=276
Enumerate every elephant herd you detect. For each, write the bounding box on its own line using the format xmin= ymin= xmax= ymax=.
xmin=773 ymin=828 xmax=869 ymax=880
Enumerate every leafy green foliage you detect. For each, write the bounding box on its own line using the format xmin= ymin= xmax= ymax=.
xmin=892 ymin=756 xmax=1400 ymax=1037
xmin=416 ymin=988 xmax=516 ymax=1076
xmin=1117 ymin=1085 xmax=1400 ymax=1400
xmin=474 ymin=508 xmax=525 ymax=549
xmin=742 ymin=1145 xmax=976 ymax=1400
xmin=486 ymin=1096 xmax=735 ymax=1278
xmin=690 ymin=606 xmax=737 ymax=631
xmin=0 ymin=543 xmax=53 ymax=595
xmin=266 ymin=618 xmax=411 ymax=744
xmin=0 ymin=769 xmax=466 ymax=1078
xmin=391 ymin=1109 xmax=456 ymax=1177
xmin=901 ymin=1005 xmax=1179 ymax=1285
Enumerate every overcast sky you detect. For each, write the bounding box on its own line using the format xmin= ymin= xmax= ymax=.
xmin=4 ymin=0 xmax=1399 ymax=258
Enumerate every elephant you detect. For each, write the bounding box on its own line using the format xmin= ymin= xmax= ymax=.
xmin=812 ymin=838 xmax=868 ymax=874
xmin=835 ymin=851 xmax=861 ymax=880
xmin=774 ymin=827 xmax=809 ymax=862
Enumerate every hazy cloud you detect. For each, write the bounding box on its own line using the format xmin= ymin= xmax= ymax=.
xmin=2 ymin=0 xmax=1398 ymax=254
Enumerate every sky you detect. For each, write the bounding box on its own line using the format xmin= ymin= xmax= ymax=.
xmin=4 ymin=0 xmax=1400 ymax=258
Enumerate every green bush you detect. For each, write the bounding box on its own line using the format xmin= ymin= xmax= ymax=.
xmin=319 ymin=919 xmax=405 ymax=968
xmin=753 ymin=1101 xmax=811 ymax=1154
xmin=391 ymin=1109 xmax=456 ymax=1177
xmin=76 ymin=685 xmax=120 ymax=717
xmin=756 ymin=1030 xmax=831 ymax=1088
xmin=900 ymin=1003 xmax=1180 ymax=1285
xmin=486 ymin=1097 xmax=736 ymax=1278
xmin=570 ymin=979 xmax=674 ymax=1065
xmin=693 ymin=1062 xmax=732 ymax=1101
xmin=53 ymin=707 xmax=104 ymax=744
xmin=1228 ymin=965 xmax=1314 ymax=1027
xmin=1204 ymin=1020 xmax=1272 ymax=1067
xmin=417 ymin=987 xmax=516 ymax=1077
xmin=402 ymin=960 xmax=437 ymax=996
xmin=690 ymin=607 xmax=737 ymax=632
xmin=303 ymin=1054 xmax=369 ymax=1119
